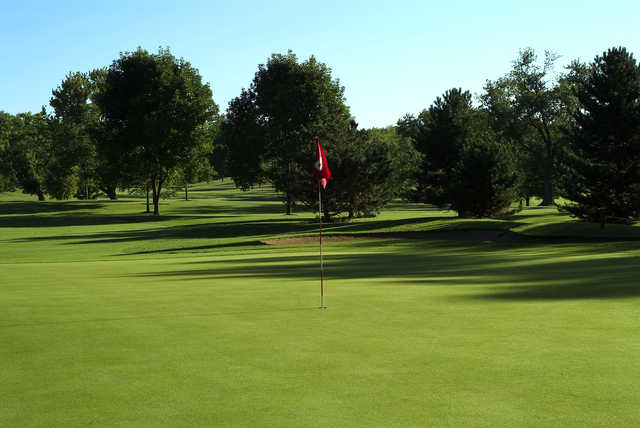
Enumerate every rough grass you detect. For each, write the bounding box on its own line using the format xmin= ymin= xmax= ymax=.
xmin=1 ymin=183 xmax=640 ymax=427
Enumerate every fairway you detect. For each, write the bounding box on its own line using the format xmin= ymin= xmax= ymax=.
xmin=2 ymin=183 xmax=640 ymax=427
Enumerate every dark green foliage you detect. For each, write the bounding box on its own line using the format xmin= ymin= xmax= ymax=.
xmin=210 ymin=117 xmax=230 ymax=179
xmin=562 ymin=47 xmax=640 ymax=227
xmin=293 ymin=126 xmax=418 ymax=219
xmin=0 ymin=112 xmax=18 ymax=192
xmin=223 ymin=89 xmax=268 ymax=190
xmin=48 ymin=69 xmax=119 ymax=200
xmin=481 ymin=49 xmax=568 ymax=205
xmin=7 ymin=111 xmax=51 ymax=200
xmin=223 ymin=51 xmax=350 ymax=214
xmin=452 ymin=135 xmax=520 ymax=217
xmin=94 ymin=47 xmax=218 ymax=215
xmin=406 ymin=88 xmax=519 ymax=217
xmin=177 ymin=119 xmax=217 ymax=200
xmin=411 ymin=88 xmax=474 ymax=206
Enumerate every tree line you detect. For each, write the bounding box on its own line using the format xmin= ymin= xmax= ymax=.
xmin=1 ymin=46 xmax=640 ymax=226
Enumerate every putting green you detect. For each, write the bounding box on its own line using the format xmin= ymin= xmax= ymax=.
xmin=1 ymin=184 xmax=640 ymax=426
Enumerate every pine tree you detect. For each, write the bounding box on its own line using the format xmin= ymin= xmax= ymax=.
xmin=563 ymin=47 xmax=640 ymax=227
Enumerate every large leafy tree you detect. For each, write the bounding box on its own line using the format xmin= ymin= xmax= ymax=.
xmin=481 ymin=48 xmax=568 ymax=205
xmin=48 ymin=69 xmax=123 ymax=200
xmin=224 ymin=51 xmax=350 ymax=214
xmin=94 ymin=47 xmax=218 ymax=215
xmin=176 ymin=119 xmax=217 ymax=200
xmin=8 ymin=111 xmax=51 ymax=200
xmin=562 ymin=47 xmax=640 ymax=227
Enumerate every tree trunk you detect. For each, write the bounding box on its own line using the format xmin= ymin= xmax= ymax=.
xmin=526 ymin=196 xmax=530 ymax=207
xmin=540 ymin=140 xmax=554 ymax=206
xmin=100 ymin=186 xmax=117 ymax=200
xmin=152 ymin=187 xmax=160 ymax=216
xmin=285 ymin=160 xmax=293 ymax=215
xmin=146 ymin=186 xmax=150 ymax=213
xmin=37 ymin=190 xmax=45 ymax=201
xmin=152 ymin=177 xmax=163 ymax=216
xmin=541 ymin=176 xmax=554 ymax=206
xmin=185 ymin=182 xmax=188 ymax=201
xmin=107 ymin=187 xmax=118 ymax=200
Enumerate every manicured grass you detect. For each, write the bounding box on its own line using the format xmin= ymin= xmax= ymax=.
xmin=2 ymin=183 xmax=640 ymax=426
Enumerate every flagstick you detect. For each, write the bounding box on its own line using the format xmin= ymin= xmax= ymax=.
xmin=318 ymin=182 xmax=325 ymax=309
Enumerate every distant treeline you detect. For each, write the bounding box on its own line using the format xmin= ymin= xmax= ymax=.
xmin=1 ymin=46 xmax=639 ymax=226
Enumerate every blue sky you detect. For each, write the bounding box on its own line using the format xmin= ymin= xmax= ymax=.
xmin=1 ymin=0 xmax=638 ymax=128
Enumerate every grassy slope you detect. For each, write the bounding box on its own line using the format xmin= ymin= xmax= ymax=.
xmin=1 ymin=183 xmax=640 ymax=427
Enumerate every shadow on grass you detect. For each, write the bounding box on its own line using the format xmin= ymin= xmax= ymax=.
xmin=127 ymin=240 xmax=640 ymax=300
xmin=170 ymin=203 xmax=285 ymax=216
xmin=519 ymin=221 xmax=640 ymax=239
xmin=13 ymin=216 xmax=482 ymax=246
xmin=122 ymin=240 xmax=265 ymax=255
xmin=0 ymin=201 xmax=104 ymax=215
xmin=0 ymin=214 xmax=194 ymax=228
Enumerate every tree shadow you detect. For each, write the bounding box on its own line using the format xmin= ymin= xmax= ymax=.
xmin=0 ymin=214 xmax=191 ymax=228
xmin=0 ymin=201 xmax=104 ymax=215
xmin=124 ymin=240 xmax=640 ymax=300
xmin=122 ymin=240 xmax=265 ymax=255
xmin=171 ymin=203 xmax=284 ymax=216
xmin=518 ymin=221 xmax=640 ymax=239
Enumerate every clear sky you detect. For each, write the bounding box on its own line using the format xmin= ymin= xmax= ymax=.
xmin=1 ymin=0 xmax=638 ymax=128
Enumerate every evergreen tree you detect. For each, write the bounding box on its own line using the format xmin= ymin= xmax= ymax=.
xmin=452 ymin=133 xmax=520 ymax=217
xmin=408 ymin=89 xmax=519 ymax=217
xmin=411 ymin=88 xmax=475 ymax=206
xmin=563 ymin=47 xmax=640 ymax=227
xmin=292 ymin=126 xmax=418 ymax=220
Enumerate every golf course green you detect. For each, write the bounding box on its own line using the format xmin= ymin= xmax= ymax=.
xmin=2 ymin=182 xmax=639 ymax=427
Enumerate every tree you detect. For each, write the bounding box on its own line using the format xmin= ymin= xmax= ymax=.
xmin=224 ymin=51 xmax=350 ymax=214
xmin=49 ymin=70 xmax=108 ymax=199
xmin=177 ymin=119 xmax=217 ymax=200
xmin=481 ymin=48 xmax=567 ymax=205
xmin=210 ymin=117 xmax=230 ymax=180
xmin=451 ymin=133 xmax=520 ymax=217
xmin=408 ymin=88 xmax=519 ymax=217
xmin=94 ymin=47 xmax=218 ymax=215
xmin=0 ymin=112 xmax=17 ymax=192
xmin=293 ymin=125 xmax=419 ymax=220
xmin=562 ymin=47 xmax=640 ymax=227
xmin=8 ymin=110 xmax=51 ymax=200
xmin=411 ymin=88 xmax=475 ymax=206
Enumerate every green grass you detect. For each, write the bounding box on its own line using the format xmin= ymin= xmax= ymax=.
xmin=2 ymin=183 xmax=640 ymax=427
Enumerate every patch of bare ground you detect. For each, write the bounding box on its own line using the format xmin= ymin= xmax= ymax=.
xmin=262 ymin=230 xmax=640 ymax=245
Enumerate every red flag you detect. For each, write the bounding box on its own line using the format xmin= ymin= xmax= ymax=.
xmin=313 ymin=138 xmax=331 ymax=189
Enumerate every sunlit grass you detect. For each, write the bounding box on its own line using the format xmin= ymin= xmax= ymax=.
xmin=1 ymin=183 xmax=640 ymax=426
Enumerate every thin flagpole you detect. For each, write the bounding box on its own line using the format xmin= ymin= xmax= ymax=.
xmin=318 ymin=182 xmax=325 ymax=309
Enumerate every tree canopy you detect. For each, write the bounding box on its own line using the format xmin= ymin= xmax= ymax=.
xmin=93 ymin=47 xmax=218 ymax=215
xmin=224 ymin=51 xmax=350 ymax=214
